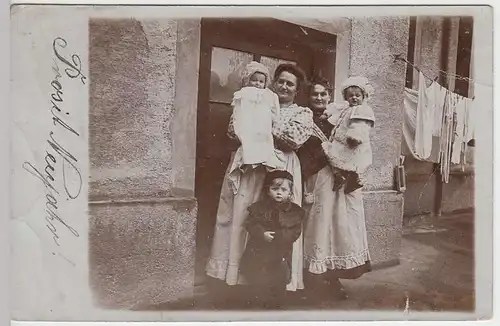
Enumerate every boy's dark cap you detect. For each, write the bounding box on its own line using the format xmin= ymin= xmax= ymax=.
xmin=264 ymin=170 xmax=294 ymax=185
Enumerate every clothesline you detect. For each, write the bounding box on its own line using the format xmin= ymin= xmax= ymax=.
xmin=393 ymin=53 xmax=490 ymax=96
xmin=401 ymin=67 xmax=475 ymax=183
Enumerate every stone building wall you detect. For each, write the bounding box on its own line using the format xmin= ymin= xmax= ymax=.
xmin=88 ymin=16 xmax=411 ymax=308
xmin=350 ymin=17 xmax=409 ymax=266
xmin=88 ymin=19 xmax=199 ymax=309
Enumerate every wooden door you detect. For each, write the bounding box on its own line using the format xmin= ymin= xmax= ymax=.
xmin=195 ymin=18 xmax=337 ymax=269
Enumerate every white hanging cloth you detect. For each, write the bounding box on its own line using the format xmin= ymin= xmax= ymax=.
xmin=402 ymin=87 xmax=426 ymax=161
xmin=426 ymin=81 xmax=447 ymax=137
xmin=402 ymin=86 xmax=440 ymax=163
xmin=451 ymin=94 xmax=467 ymax=164
xmin=439 ymin=90 xmax=455 ymax=183
xmin=401 ymin=69 xmax=476 ymax=177
xmin=414 ymin=71 xmax=434 ymax=159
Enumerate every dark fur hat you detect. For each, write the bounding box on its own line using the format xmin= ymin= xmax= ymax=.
xmin=264 ymin=170 xmax=294 ymax=186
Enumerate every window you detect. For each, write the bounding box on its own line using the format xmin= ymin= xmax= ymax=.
xmin=209 ymin=48 xmax=297 ymax=105
xmin=454 ymin=17 xmax=473 ymax=97
xmin=209 ymin=47 xmax=253 ymax=104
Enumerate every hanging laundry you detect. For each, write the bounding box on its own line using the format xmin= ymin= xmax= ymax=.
xmin=402 ymin=87 xmax=418 ymax=159
xmin=426 ymin=81 xmax=447 ymax=137
xmin=451 ymin=94 xmax=467 ymax=164
xmin=427 ymin=135 xmax=441 ymax=163
xmin=439 ymin=90 xmax=456 ymax=183
xmin=400 ymin=66 xmax=482 ymax=178
xmin=414 ymin=71 xmax=434 ymax=159
xmin=463 ymin=97 xmax=472 ymax=142
xmin=425 ymin=79 xmax=446 ymax=163
xmin=402 ymin=87 xmax=440 ymax=163
xmin=394 ymin=53 xmax=489 ymax=179
xmin=460 ymin=98 xmax=472 ymax=167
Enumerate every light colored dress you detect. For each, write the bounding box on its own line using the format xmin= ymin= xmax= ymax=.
xmin=323 ymin=102 xmax=375 ymax=174
xmin=303 ymin=102 xmax=373 ymax=275
xmin=206 ymin=103 xmax=313 ymax=291
xmin=232 ymin=86 xmax=282 ymax=167
xmin=228 ymin=87 xmax=286 ymax=194
xmin=303 ymin=168 xmax=370 ymax=274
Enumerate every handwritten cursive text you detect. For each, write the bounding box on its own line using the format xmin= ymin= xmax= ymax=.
xmin=23 ymin=37 xmax=84 ymax=248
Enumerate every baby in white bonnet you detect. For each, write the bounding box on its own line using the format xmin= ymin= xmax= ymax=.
xmin=227 ymin=61 xmax=286 ymax=194
xmin=321 ymin=76 xmax=376 ymax=193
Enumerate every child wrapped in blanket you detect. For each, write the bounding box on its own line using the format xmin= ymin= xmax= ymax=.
xmin=321 ymin=76 xmax=376 ymax=194
xmin=227 ymin=61 xmax=286 ymax=194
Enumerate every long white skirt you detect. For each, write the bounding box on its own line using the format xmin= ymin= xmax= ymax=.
xmin=303 ymin=165 xmax=370 ymax=274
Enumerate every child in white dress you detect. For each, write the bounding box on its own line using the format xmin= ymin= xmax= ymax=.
xmin=321 ymin=76 xmax=376 ymax=193
xmin=228 ymin=61 xmax=286 ymax=194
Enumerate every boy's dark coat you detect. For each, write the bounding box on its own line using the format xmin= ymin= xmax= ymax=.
xmin=240 ymin=199 xmax=305 ymax=287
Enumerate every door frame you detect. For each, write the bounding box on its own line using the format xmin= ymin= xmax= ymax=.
xmin=195 ymin=17 xmax=337 ymax=199
xmin=193 ymin=19 xmax=338 ymax=269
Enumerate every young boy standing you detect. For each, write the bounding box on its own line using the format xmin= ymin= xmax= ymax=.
xmin=239 ymin=170 xmax=305 ymax=309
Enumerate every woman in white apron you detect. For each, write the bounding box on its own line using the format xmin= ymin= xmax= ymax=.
xmin=206 ymin=63 xmax=313 ymax=294
xmin=298 ymin=76 xmax=373 ymax=301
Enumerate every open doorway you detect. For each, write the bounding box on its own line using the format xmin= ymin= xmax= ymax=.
xmin=194 ymin=18 xmax=337 ymax=284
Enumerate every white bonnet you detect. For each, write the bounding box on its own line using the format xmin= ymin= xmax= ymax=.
xmin=341 ymin=76 xmax=375 ymax=99
xmin=241 ymin=61 xmax=271 ymax=88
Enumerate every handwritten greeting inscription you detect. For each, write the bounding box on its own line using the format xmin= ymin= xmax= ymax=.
xmin=22 ymin=37 xmax=86 ymax=247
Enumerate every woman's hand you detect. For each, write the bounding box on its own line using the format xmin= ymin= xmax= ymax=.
xmin=263 ymin=231 xmax=275 ymax=242
xmin=345 ymin=119 xmax=372 ymax=147
xmin=303 ymin=192 xmax=315 ymax=205
xmin=273 ymin=136 xmax=294 ymax=152
xmin=346 ymin=136 xmax=361 ymax=148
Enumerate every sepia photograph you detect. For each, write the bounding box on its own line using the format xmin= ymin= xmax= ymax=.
xmin=9 ymin=4 xmax=494 ymax=322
